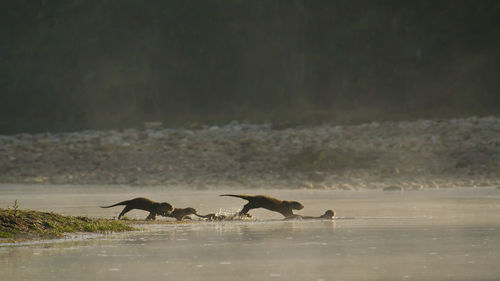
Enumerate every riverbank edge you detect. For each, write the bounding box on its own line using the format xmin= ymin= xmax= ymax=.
xmin=0 ymin=208 xmax=147 ymax=244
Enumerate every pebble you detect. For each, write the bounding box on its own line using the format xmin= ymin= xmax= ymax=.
xmin=0 ymin=117 xmax=499 ymax=189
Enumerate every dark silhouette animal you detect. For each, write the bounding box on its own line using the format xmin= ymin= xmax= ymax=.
xmin=220 ymin=194 xmax=304 ymax=217
xmin=195 ymin=213 xmax=227 ymax=221
xmin=284 ymin=210 xmax=335 ymax=220
xmin=166 ymin=207 xmax=198 ymax=221
xmin=101 ymin=197 xmax=173 ymax=220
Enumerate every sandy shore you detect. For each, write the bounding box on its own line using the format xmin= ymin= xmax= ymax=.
xmin=1 ymin=117 xmax=499 ymax=190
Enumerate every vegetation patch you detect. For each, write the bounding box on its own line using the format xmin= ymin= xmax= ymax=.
xmin=0 ymin=205 xmax=136 ymax=243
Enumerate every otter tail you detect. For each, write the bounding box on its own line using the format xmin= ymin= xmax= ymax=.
xmin=219 ymin=194 xmax=252 ymax=201
xmin=194 ymin=213 xmax=210 ymax=218
xmin=100 ymin=200 xmax=130 ymax=208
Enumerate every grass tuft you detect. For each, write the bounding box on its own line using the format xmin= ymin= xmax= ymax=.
xmin=0 ymin=208 xmax=136 ymax=242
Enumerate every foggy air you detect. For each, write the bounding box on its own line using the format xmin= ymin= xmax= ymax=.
xmin=1 ymin=2 xmax=499 ymax=281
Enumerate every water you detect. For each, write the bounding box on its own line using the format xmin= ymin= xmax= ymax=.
xmin=1 ymin=185 xmax=500 ymax=281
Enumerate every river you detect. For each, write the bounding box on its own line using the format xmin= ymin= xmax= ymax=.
xmin=1 ymin=185 xmax=499 ymax=281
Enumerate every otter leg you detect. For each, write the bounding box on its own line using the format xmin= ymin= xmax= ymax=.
xmin=118 ymin=206 xmax=133 ymax=219
xmin=145 ymin=212 xmax=157 ymax=220
xmin=239 ymin=203 xmax=255 ymax=215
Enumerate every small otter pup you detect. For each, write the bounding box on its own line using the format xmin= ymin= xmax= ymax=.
xmin=166 ymin=207 xmax=198 ymax=221
xmin=101 ymin=197 xmax=173 ymax=220
xmin=220 ymin=194 xmax=304 ymax=217
xmin=284 ymin=210 xmax=335 ymax=220
xmin=195 ymin=213 xmax=227 ymax=221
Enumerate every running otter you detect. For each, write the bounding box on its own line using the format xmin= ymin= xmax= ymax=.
xmin=101 ymin=197 xmax=174 ymax=220
xmin=284 ymin=210 xmax=335 ymax=220
xmin=220 ymin=194 xmax=304 ymax=217
xmin=196 ymin=212 xmax=252 ymax=221
xmin=166 ymin=207 xmax=198 ymax=221
xmin=195 ymin=213 xmax=227 ymax=221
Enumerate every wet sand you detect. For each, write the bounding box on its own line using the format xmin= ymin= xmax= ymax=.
xmin=1 ymin=185 xmax=500 ymax=280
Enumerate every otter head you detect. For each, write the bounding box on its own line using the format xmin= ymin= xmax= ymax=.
xmin=285 ymin=200 xmax=304 ymax=210
xmin=184 ymin=207 xmax=198 ymax=215
xmin=323 ymin=210 xmax=335 ymax=219
xmin=159 ymin=202 xmax=174 ymax=216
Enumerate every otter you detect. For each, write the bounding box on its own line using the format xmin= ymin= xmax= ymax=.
xmin=196 ymin=212 xmax=252 ymax=221
xmin=166 ymin=207 xmax=198 ymax=221
xmin=195 ymin=213 xmax=227 ymax=221
xmin=284 ymin=210 xmax=335 ymax=220
xmin=220 ymin=194 xmax=304 ymax=217
xmin=101 ymin=197 xmax=174 ymax=220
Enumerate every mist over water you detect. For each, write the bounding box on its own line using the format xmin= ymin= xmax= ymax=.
xmin=1 ymin=185 xmax=499 ymax=281
xmin=2 ymin=2 xmax=499 ymax=280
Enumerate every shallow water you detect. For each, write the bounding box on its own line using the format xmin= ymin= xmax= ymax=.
xmin=1 ymin=185 xmax=500 ymax=281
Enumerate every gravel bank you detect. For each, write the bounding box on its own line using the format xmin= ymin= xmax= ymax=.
xmin=1 ymin=117 xmax=499 ymax=190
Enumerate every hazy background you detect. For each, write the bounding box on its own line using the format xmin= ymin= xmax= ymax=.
xmin=1 ymin=0 xmax=499 ymax=134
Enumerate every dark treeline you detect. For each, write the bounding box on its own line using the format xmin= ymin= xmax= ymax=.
xmin=1 ymin=0 xmax=499 ymax=133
